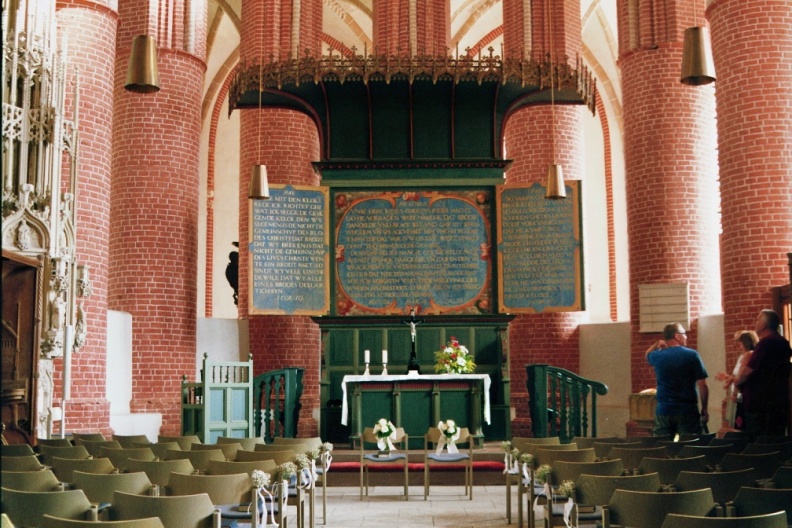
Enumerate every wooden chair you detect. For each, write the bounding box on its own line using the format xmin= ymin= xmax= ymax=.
xmin=100 ymin=446 xmax=156 ymax=472
xmin=638 ymin=455 xmax=708 ymax=486
xmin=111 ymin=490 xmax=220 ymax=528
xmin=50 ymin=456 xmax=115 ymax=483
xmin=38 ymin=444 xmax=91 ymax=465
xmin=37 ymin=438 xmax=74 ymax=447
xmin=534 ymin=447 xmax=596 ymax=467
xmin=192 ymin=442 xmax=242 ymax=461
xmin=125 ymin=458 xmax=195 ymax=489
xmin=661 ymin=512 xmax=787 ymax=528
xmin=605 ymin=445 xmax=668 ymax=471
xmin=742 ymin=441 xmax=792 ymax=459
xmin=248 ymin=447 xmax=298 ymax=465
xmin=729 ymin=486 xmax=792 ymax=525
xmin=358 ymin=427 xmax=409 ymax=500
xmin=709 ymin=436 xmax=750 ymax=453
xmin=157 ymin=435 xmax=201 ymax=451
xmin=593 ymin=441 xmax=642 ymax=459
xmin=577 ymin=472 xmax=662 ymax=509
xmin=165 ymin=448 xmax=225 ymax=473
xmin=1 ymin=469 xmax=61 ymax=491
xmin=71 ymin=471 xmax=154 ymax=504
xmin=552 ymin=459 xmax=624 ymax=485
xmin=133 ymin=441 xmax=180 ymax=459
xmin=73 ymin=439 xmax=122 ymax=458
xmin=0 ymin=487 xmax=96 ymax=527
xmin=205 ymin=458 xmax=277 ymax=475
xmin=72 ymin=433 xmax=107 ymax=442
xmin=768 ymin=465 xmax=792 ymax=489
xmin=112 ymin=435 xmax=151 ymax=449
xmin=678 ymin=444 xmax=735 ymax=468
xmin=0 ymin=454 xmax=43 ymax=471
xmin=717 ymin=451 xmax=785 ymax=479
xmin=423 ymin=426 xmax=473 ymax=500
xmin=216 ymin=436 xmax=264 ymax=451
xmin=568 ymin=436 xmax=620 ymax=449
xmin=0 ymin=444 xmax=35 ymax=457
xmin=256 ymin=444 xmax=308 ymax=455
xmin=674 ymin=468 xmax=759 ymax=506
xmin=42 ymin=516 xmax=165 ymax=528
xmin=512 ymin=436 xmax=562 ymax=450
xmin=656 ymin=438 xmax=700 ymax=457
xmin=679 ymin=432 xmax=716 ymax=445
xmin=602 ymin=488 xmax=716 ymax=528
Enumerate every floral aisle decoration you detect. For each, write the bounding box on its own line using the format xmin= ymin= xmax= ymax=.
xmin=557 ymin=480 xmax=577 ymax=528
xmin=436 ymin=419 xmax=461 ymax=454
xmin=502 ymin=441 xmax=518 ymax=475
xmin=534 ymin=464 xmax=552 ymax=485
xmin=373 ymin=418 xmax=397 ymax=453
xmin=249 ymin=469 xmax=277 ymax=527
xmin=292 ymin=453 xmax=314 ymax=489
xmin=434 ymin=337 xmax=476 ymax=374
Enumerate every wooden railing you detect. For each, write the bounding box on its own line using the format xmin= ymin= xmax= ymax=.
xmin=526 ymin=364 xmax=608 ymax=443
xmin=253 ymin=368 xmax=304 ymax=442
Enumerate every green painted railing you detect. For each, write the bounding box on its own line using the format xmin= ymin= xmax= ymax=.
xmin=253 ymin=367 xmax=304 ymax=442
xmin=526 ymin=364 xmax=608 ymax=443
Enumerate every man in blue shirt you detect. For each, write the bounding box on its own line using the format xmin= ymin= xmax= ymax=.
xmin=645 ymin=323 xmax=709 ymax=436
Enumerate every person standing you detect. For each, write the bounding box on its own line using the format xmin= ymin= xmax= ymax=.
xmin=715 ymin=330 xmax=758 ymax=430
xmin=735 ymin=309 xmax=792 ymax=439
xmin=645 ymin=323 xmax=709 ymax=436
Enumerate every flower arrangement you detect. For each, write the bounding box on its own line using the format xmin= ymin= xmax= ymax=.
xmin=277 ymin=462 xmax=297 ymax=480
xmin=557 ymin=480 xmax=575 ymax=499
xmin=293 ymin=453 xmax=311 ymax=470
xmin=434 ymin=337 xmax=476 ymax=374
xmin=373 ymin=418 xmax=396 ymax=439
xmin=438 ymin=419 xmax=459 ymax=440
xmin=250 ymin=469 xmax=271 ymax=489
xmin=534 ymin=464 xmax=552 ymax=484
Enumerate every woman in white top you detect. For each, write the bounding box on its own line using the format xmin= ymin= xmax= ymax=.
xmin=716 ymin=330 xmax=758 ymax=429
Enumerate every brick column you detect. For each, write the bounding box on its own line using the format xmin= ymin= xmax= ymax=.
xmin=709 ymin=0 xmax=792 ymax=363
xmin=109 ymin=0 xmax=206 ymax=434
xmin=373 ymin=0 xmax=449 ymax=53
xmin=617 ymin=0 xmax=721 ymax=394
xmin=240 ymin=0 xmax=322 ymax=437
xmin=55 ymin=0 xmax=118 ymax=436
xmin=502 ymin=0 xmax=588 ymax=437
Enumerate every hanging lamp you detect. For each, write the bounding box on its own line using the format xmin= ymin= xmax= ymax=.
xmin=125 ymin=35 xmax=160 ymax=93
xmin=680 ymin=0 xmax=716 ymax=85
xmin=544 ymin=3 xmax=566 ymax=199
xmin=248 ymin=66 xmax=270 ymax=200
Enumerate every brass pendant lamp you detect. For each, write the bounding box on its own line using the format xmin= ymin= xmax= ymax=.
xmin=680 ymin=1 xmax=716 ymax=85
xmin=545 ymin=3 xmax=566 ymax=200
xmin=125 ymin=35 xmax=160 ymax=93
xmin=249 ymin=66 xmax=270 ymax=200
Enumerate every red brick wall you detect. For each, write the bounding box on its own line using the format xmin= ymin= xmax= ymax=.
xmin=54 ymin=0 xmax=119 ymax=436
xmin=619 ymin=1 xmax=721 ymax=393
xmin=709 ymin=0 xmax=792 ymax=365
xmin=109 ymin=0 xmax=206 ymax=434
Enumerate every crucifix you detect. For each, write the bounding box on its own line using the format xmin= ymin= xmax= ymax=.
xmin=403 ymin=309 xmax=424 ymax=374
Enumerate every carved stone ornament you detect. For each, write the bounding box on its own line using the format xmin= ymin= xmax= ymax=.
xmin=15 ymin=219 xmax=32 ymax=250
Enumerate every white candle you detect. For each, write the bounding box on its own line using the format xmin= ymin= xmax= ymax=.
xmin=364 ymin=349 xmax=370 ymax=364
xmin=63 ymin=325 xmax=74 ymax=400
xmin=382 ymin=349 xmax=388 ymax=364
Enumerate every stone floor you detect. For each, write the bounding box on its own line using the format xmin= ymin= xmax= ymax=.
xmin=277 ymin=485 xmax=540 ymax=528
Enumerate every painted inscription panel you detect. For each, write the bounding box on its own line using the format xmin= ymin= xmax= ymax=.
xmin=496 ymin=182 xmax=583 ymax=313
xmin=334 ymin=190 xmax=493 ymax=316
xmin=248 ymin=185 xmax=330 ymax=315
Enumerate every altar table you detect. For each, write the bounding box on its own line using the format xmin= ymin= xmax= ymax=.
xmin=341 ymin=374 xmax=491 ymax=448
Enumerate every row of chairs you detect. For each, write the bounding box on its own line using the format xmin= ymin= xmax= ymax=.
xmin=504 ymin=433 xmax=791 ymax=528
xmin=1 ymin=434 xmax=330 ymax=528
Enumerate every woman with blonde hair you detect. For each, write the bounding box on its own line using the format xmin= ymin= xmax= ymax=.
xmin=716 ymin=330 xmax=758 ymax=429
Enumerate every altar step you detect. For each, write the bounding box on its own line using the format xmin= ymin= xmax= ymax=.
xmin=325 ymin=444 xmax=506 ymax=487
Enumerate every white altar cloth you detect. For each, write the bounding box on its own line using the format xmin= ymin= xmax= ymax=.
xmin=341 ymin=373 xmax=491 ymax=426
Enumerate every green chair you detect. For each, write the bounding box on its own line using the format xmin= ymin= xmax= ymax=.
xmin=730 ymin=486 xmax=792 ymax=525
xmin=605 ymin=445 xmax=668 ymax=471
xmin=577 ymin=472 xmax=662 ymax=508
xmin=0 ymin=444 xmax=35 ymax=457
xmin=192 ymin=442 xmax=242 ymax=461
xmin=42 ymin=516 xmax=165 ymax=528
xmin=602 ymin=488 xmax=716 ymax=528
xmin=674 ymin=468 xmax=759 ymax=505
xmin=593 ymin=441 xmax=642 ymax=459
xmin=0 ymin=487 xmax=96 ymax=527
xmin=73 ymin=439 xmax=122 ymax=457
xmin=205 ymin=458 xmax=277 ymax=475
xmin=38 ymin=444 xmax=91 ymax=465
xmin=0 ymin=454 xmax=44 ymax=472
xmin=100 ymin=446 xmax=156 ymax=472
xmin=72 ymin=433 xmax=107 ymax=442
xmin=112 ymin=435 xmax=151 ymax=448
xmin=71 ymin=471 xmax=154 ymax=504
xmin=157 ymin=435 xmax=201 ymax=451
xmin=638 ymin=455 xmax=707 ymax=486
xmin=111 ymin=490 xmax=220 ymax=528
xmin=133 ymin=441 xmax=180 ymax=459
xmin=660 ymin=512 xmax=787 ymax=528
xmin=1 ymin=469 xmax=61 ymax=491
xmin=678 ymin=444 xmax=734 ymax=468
xmin=125 ymin=458 xmax=195 ymax=489
xmin=217 ymin=436 xmax=264 ymax=451
xmin=164 ymin=448 xmax=224 ymax=473
xmin=552 ymin=459 xmax=624 ymax=485
xmin=50 ymin=456 xmax=115 ymax=483
xmin=768 ymin=465 xmax=792 ymax=489
xmin=717 ymin=451 xmax=784 ymax=479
